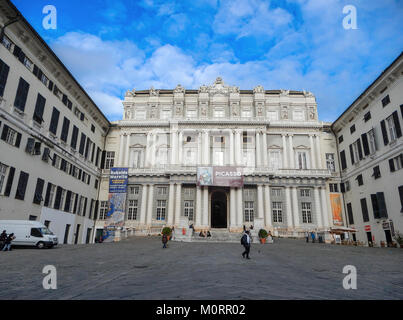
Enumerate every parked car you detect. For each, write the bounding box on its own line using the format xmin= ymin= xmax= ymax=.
xmin=0 ymin=220 xmax=58 ymax=249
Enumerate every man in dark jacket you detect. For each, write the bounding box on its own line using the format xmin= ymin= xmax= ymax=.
xmin=0 ymin=230 xmax=7 ymax=250
xmin=241 ymin=231 xmax=251 ymax=259
xmin=2 ymin=233 xmax=15 ymax=251
xmin=162 ymin=234 xmax=168 ymax=249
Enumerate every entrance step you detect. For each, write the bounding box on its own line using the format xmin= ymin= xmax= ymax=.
xmin=177 ymin=229 xmax=247 ymax=243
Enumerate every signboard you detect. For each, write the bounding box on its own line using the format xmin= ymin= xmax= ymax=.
xmin=364 ymin=225 xmax=371 ymax=232
xmin=382 ymin=221 xmax=390 ymax=230
xmin=109 ymin=168 xmax=128 ymax=193
xmin=330 ymin=194 xmax=343 ymax=226
xmin=197 ymin=166 xmax=243 ymax=187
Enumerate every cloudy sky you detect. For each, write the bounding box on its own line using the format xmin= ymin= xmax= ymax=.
xmin=13 ymin=0 xmax=403 ymax=121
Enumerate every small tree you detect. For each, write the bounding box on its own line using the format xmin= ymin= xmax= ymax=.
xmin=162 ymin=227 xmax=172 ymax=236
xmin=258 ymin=229 xmax=268 ymax=239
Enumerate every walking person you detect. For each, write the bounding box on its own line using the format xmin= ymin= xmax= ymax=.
xmin=241 ymin=231 xmax=251 ymax=259
xmin=305 ymin=231 xmax=309 ymax=243
xmin=311 ymin=231 xmax=316 ymax=243
xmin=0 ymin=230 xmax=7 ymax=250
xmin=2 ymin=233 xmax=15 ymax=251
xmin=162 ymin=233 xmax=168 ymax=249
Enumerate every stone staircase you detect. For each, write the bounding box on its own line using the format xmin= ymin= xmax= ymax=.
xmin=173 ymin=228 xmax=261 ymax=243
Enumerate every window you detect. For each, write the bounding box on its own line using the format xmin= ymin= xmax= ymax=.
xmin=127 ymin=200 xmax=138 ymax=220
xmin=91 ymin=124 xmax=95 ymax=133
xmin=381 ymin=95 xmax=390 ymax=107
xmin=99 ymin=201 xmax=108 ymax=220
xmin=360 ymin=198 xmax=369 ymax=222
xmin=105 ymin=151 xmax=115 ymax=169
xmin=33 ymin=178 xmax=44 ymax=204
xmin=272 ymin=202 xmax=283 ymax=222
xmin=386 ymin=115 xmax=397 ymax=142
xmin=346 ymin=203 xmax=354 ymax=224
xmin=300 ymin=189 xmax=311 ymax=197
xmin=131 ymin=149 xmax=143 ymax=168
xmin=267 ymin=111 xmax=278 ymax=121
xmin=356 ymin=174 xmax=363 ymax=186
xmin=364 ymin=112 xmax=371 ymax=122
xmin=372 ymin=165 xmax=381 ymax=179
xmin=268 ymin=150 xmax=281 ymax=169
xmin=184 ymin=200 xmax=194 ymax=221
xmin=271 ymin=188 xmax=282 ymax=197
xmin=23 ymin=56 xmax=33 ymax=70
xmin=389 ymin=154 xmax=403 ymax=172
xmin=0 ymin=162 xmax=8 ymax=194
xmin=214 ymin=108 xmax=225 ymax=118
xmin=293 ymin=110 xmax=304 ymax=121
xmin=338 ymin=135 xmax=344 ymax=144
xmin=366 ymin=129 xmax=377 ymax=155
xmin=0 ymin=58 xmax=10 ymax=97
xmin=340 ymin=150 xmax=347 ymax=170
xmin=297 ymin=151 xmax=308 ymax=170
xmin=156 ymin=147 xmax=168 ymax=166
xmin=160 ymin=109 xmax=171 ymax=120
xmin=214 ymin=136 xmax=225 ymax=143
xmin=70 ymin=126 xmax=79 ymax=150
xmin=350 ymin=124 xmax=356 ymax=134
xmin=301 ymin=202 xmax=312 ymax=223
xmin=157 ymin=187 xmax=167 ymax=195
xmin=242 ymin=150 xmax=254 ymax=166
xmin=329 ymin=184 xmax=339 ymax=193
xmin=33 ymin=94 xmax=46 ymax=124
xmin=184 ymin=149 xmax=196 ymax=165
xmin=49 ymin=107 xmax=60 ymax=135
xmin=135 ymin=109 xmax=146 ymax=119
xmin=213 ymin=150 xmax=224 ymax=166
xmin=371 ymin=192 xmax=388 ymax=219
xmin=1 ymin=35 xmax=12 ymax=50
xmin=244 ymin=201 xmax=254 ymax=222
xmin=183 ymin=188 xmax=194 ymax=197
xmin=1 ymin=125 xmax=21 ymax=147
xmin=79 ymin=133 xmax=86 ymax=155
xmin=156 ymin=200 xmax=166 ymax=220
xmin=345 ymin=180 xmax=351 ymax=192
xmin=326 ymin=153 xmax=335 ymax=172
xmin=15 ymin=171 xmax=29 ymax=200
xmin=349 ymin=139 xmax=363 ymax=165
xmin=129 ymin=186 xmax=139 ymax=195
xmin=13 ymin=77 xmax=30 ymax=112
xmin=398 ymin=185 xmax=403 ymax=213
xmin=60 ymin=117 xmax=70 ymax=142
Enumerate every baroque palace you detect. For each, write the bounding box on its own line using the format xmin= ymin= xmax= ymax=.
xmin=94 ymin=78 xmax=344 ymax=240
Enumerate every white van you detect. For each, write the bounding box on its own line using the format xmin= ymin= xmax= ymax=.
xmin=0 ymin=220 xmax=58 ymax=248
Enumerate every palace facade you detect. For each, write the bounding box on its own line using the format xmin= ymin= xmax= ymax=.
xmin=95 ymin=78 xmax=345 ymax=239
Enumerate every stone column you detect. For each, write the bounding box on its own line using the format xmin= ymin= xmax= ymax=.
xmin=146 ymin=184 xmax=154 ymax=225
xmin=282 ymin=134 xmax=288 ymax=168
xmin=264 ymin=185 xmax=272 ymax=228
xmin=320 ymin=186 xmax=330 ymax=227
xmin=175 ymin=184 xmax=182 ymax=225
xmin=140 ymin=184 xmax=148 ymax=225
xmin=196 ymin=186 xmax=202 ymax=228
xmin=315 ymin=134 xmax=323 ymax=169
xmin=285 ymin=186 xmax=293 ymax=228
xmin=235 ymin=130 xmax=241 ymax=165
xmin=288 ymin=135 xmax=294 ymax=169
xmin=202 ymin=187 xmax=209 ymax=227
xmin=229 ymin=130 xmax=234 ymax=165
xmin=230 ymin=188 xmax=236 ymax=229
xmin=309 ymin=134 xmax=316 ymax=169
xmin=256 ymin=131 xmax=262 ymax=168
xmin=198 ymin=131 xmax=202 ymax=165
xmin=292 ymin=187 xmax=300 ymax=228
xmin=151 ymin=133 xmax=157 ymax=167
xmin=145 ymin=133 xmax=151 ymax=167
xmin=124 ymin=134 xmax=130 ymax=167
xmin=118 ymin=134 xmax=125 ymax=166
xmin=178 ymin=131 xmax=183 ymax=165
xmin=237 ymin=188 xmax=243 ymax=227
xmin=314 ymin=186 xmax=323 ymax=228
xmin=171 ymin=130 xmax=178 ymax=165
xmin=203 ymin=130 xmax=210 ymax=165
xmin=262 ymin=132 xmax=268 ymax=167
xmin=257 ymin=185 xmax=264 ymax=219
xmin=167 ymin=183 xmax=175 ymax=226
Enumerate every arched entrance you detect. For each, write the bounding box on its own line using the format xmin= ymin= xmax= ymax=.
xmin=211 ymin=191 xmax=227 ymax=228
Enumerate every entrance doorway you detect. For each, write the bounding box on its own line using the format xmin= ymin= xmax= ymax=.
xmin=211 ymin=191 xmax=227 ymax=228
xmin=74 ymin=224 xmax=81 ymax=244
xmin=384 ymin=229 xmax=393 ymax=246
xmin=366 ymin=231 xmax=373 ymax=246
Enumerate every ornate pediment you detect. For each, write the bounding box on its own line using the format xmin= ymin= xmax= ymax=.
xmin=198 ymin=77 xmax=239 ymax=96
xmin=149 ymin=86 xmax=159 ymax=97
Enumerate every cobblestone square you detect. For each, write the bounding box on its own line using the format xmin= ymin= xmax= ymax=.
xmin=0 ymin=237 xmax=402 ymax=300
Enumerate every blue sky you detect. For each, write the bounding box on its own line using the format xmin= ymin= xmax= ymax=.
xmin=12 ymin=0 xmax=403 ymax=121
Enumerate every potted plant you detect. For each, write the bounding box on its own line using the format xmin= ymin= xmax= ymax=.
xmin=393 ymin=232 xmax=403 ymax=248
xmin=380 ymin=241 xmax=385 ymax=247
xmin=258 ymin=229 xmax=268 ymax=244
xmin=162 ymin=227 xmax=172 ymax=240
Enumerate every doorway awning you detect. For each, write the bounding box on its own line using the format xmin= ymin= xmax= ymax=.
xmin=329 ymin=227 xmax=357 ymax=233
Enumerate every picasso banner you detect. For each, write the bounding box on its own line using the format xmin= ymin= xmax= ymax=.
xmin=197 ymin=166 xmax=244 ymax=187
xmin=330 ymin=193 xmax=343 ymax=226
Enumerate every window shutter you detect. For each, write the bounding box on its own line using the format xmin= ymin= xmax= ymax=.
xmin=84 ymin=138 xmax=91 ymax=159
xmin=54 ymin=186 xmax=62 ymax=210
xmin=25 ymin=138 xmax=35 ymax=153
xmin=346 ymin=203 xmax=354 ymax=225
xmin=398 ymin=185 xmax=403 ymax=212
xmin=389 ymin=159 xmax=395 ymax=172
xmin=15 ymin=171 xmax=29 ymax=200
xmin=401 ymin=104 xmax=403 ymax=120
xmin=52 ymin=154 xmax=57 ymax=166
xmin=33 ymin=93 xmax=46 ymax=123
xmin=61 ymin=117 xmax=70 ymax=142
xmin=44 ymin=183 xmax=52 ymax=207
xmin=73 ymin=194 xmax=79 ymax=214
xmin=361 ymin=133 xmax=370 ymax=156
xmin=79 ymin=133 xmax=86 ymax=155
xmin=42 ymin=148 xmax=50 ymax=162
xmin=349 ymin=144 xmax=355 ymax=165
xmin=1 ymin=124 xmax=9 ymax=141
xmin=71 ymin=126 xmax=79 ymax=149
xmin=83 ymin=198 xmax=88 ymax=217
xmin=392 ymin=111 xmax=402 ymax=138
xmin=94 ymin=200 xmax=99 ymax=220
xmin=33 ymin=65 xmax=39 ymax=77
xmin=91 ymin=143 xmax=95 ymax=163
xmin=33 ymin=178 xmax=44 ymax=204
xmin=4 ymin=166 xmax=15 ymax=197
xmin=15 ymin=132 xmax=22 ymax=148
xmin=95 ymin=147 xmax=101 ymax=166
xmin=380 ymin=120 xmax=389 ymax=145
xmin=0 ymin=58 xmax=10 ymax=97
xmin=371 ymin=194 xmax=380 ymax=219
xmin=64 ymin=191 xmax=72 ymax=212
xmin=48 ymin=80 xmax=54 ymax=91
xmin=13 ymin=45 xmax=21 ymax=58
xmin=37 ymin=69 xmax=43 ymax=81
xmin=14 ymin=77 xmax=30 ymax=112
xmin=340 ymin=183 xmax=345 ymax=193
xmin=377 ymin=192 xmax=388 ymax=218
xmin=360 ymin=198 xmax=369 ymax=222
xmin=357 ymin=139 xmax=363 ymax=160
xmin=100 ymin=150 xmax=106 ymax=169
xmin=49 ymin=107 xmax=60 ymax=135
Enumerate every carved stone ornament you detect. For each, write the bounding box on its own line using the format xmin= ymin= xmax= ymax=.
xmin=200 ymin=105 xmax=207 ymax=116
xmin=309 ymin=107 xmax=316 ymax=120
xmin=198 ymin=77 xmax=239 ymax=96
xmin=257 ymin=105 xmax=263 ymax=116
xmin=150 ymin=105 xmax=157 ymax=119
xmin=125 ymin=89 xmax=136 ymax=97
xmin=282 ymin=106 xmax=288 ymax=119
xmin=303 ymin=90 xmax=314 ymax=98
xmin=124 ymin=108 xmax=132 ymax=119
xmin=199 ymin=85 xmax=208 ymax=93
xmin=174 ymin=84 xmax=185 ymax=94
xmin=149 ymin=86 xmax=159 ymax=97
xmin=280 ymin=89 xmax=289 ymax=96
xmin=232 ymin=104 xmax=239 ymax=116
xmin=253 ymin=85 xmax=264 ymax=93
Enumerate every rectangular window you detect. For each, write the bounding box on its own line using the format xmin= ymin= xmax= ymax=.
xmin=386 ymin=115 xmax=397 ymax=142
xmin=338 ymin=135 xmax=344 ymax=144
xmin=156 ymin=200 xmax=167 ymax=220
xmin=105 ymin=151 xmax=115 ymax=169
xmin=372 ymin=165 xmax=381 ymax=179
xmin=214 ymin=108 xmax=225 ymax=118
xmin=241 ymin=109 xmax=252 ymax=118
xmin=15 ymin=171 xmax=29 ymax=200
xmin=293 ymin=110 xmax=304 ymax=121
xmin=244 ymin=201 xmax=254 ymax=222
xmin=297 ymin=151 xmax=308 ymax=170
xmin=129 ymin=186 xmax=140 ymax=195
xmin=71 ymin=126 xmax=79 ymax=149
xmin=60 ymin=117 xmax=70 ymax=142
xmin=268 ymin=150 xmax=281 ymax=169
xmin=300 ymin=189 xmax=311 ymax=197
xmin=79 ymin=133 xmax=86 ymax=155
xmin=135 ymin=109 xmax=146 ymax=119
xmin=272 ymin=202 xmax=283 ymax=223
xmin=33 ymin=93 xmax=46 ymax=124
xmin=347 ymin=203 xmax=354 ymax=224
xmin=301 ymin=202 xmax=312 ymax=223
xmin=33 ymin=178 xmax=44 ymax=205
xmin=127 ymin=200 xmax=138 ymax=220
xmin=184 ymin=200 xmax=194 ymax=221
xmin=214 ymin=150 xmax=224 ymax=166
xmin=398 ymin=185 xmax=403 ymax=213
xmin=13 ymin=77 xmax=30 ymax=112
xmin=186 ymin=109 xmax=197 ymax=118
xmin=157 ymin=187 xmax=168 ymax=195
xmin=340 ymin=150 xmax=347 ymax=170
xmin=1 ymin=125 xmax=21 ymax=147
xmin=360 ymin=198 xmax=369 ymax=222
xmin=99 ymin=201 xmax=108 ymax=220
xmin=271 ymin=188 xmax=282 ymax=197
xmin=326 ymin=153 xmax=335 ymax=172
xmin=356 ymin=174 xmax=363 ymax=186
xmin=350 ymin=124 xmax=356 ymax=134
xmin=0 ymin=58 xmax=10 ymax=97
xmin=0 ymin=162 xmax=8 ymax=194
xmin=49 ymin=107 xmax=60 ymax=135
xmin=367 ymin=129 xmax=377 ymax=154
xmin=381 ymin=95 xmax=390 ymax=107
xmin=364 ymin=111 xmax=371 ymax=122
xmin=160 ymin=109 xmax=171 ymax=119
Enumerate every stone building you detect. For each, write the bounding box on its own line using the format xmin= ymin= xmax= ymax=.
xmin=332 ymin=52 xmax=403 ymax=246
xmin=95 ymin=77 xmax=344 ymax=239
xmin=0 ymin=0 xmax=109 ymax=244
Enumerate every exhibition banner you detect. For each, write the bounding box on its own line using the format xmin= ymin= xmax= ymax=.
xmin=109 ymin=167 xmax=129 ymax=193
xmin=330 ymin=193 xmax=343 ymax=226
xmin=197 ymin=166 xmax=244 ymax=187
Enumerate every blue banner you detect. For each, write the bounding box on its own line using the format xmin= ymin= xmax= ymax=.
xmin=109 ymin=168 xmax=128 ymax=193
